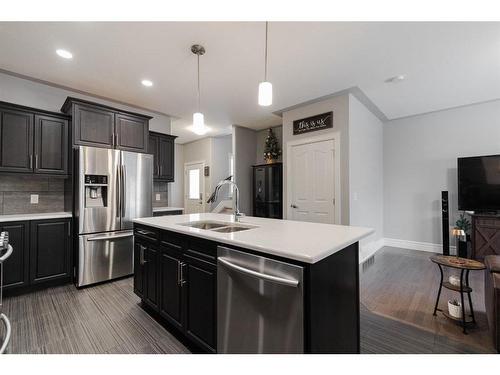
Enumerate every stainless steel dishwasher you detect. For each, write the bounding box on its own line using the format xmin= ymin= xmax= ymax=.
xmin=217 ymin=246 xmax=304 ymax=353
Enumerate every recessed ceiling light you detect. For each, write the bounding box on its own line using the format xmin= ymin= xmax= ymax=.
xmin=141 ymin=79 xmax=153 ymax=87
xmin=385 ymin=75 xmax=406 ymax=83
xmin=56 ymin=49 xmax=73 ymax=59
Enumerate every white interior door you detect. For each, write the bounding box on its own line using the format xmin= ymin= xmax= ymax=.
xmin=290 ymin=139 xmax=335 ymax=224
xmin=184 ymin=162 xmax=205 ymax=214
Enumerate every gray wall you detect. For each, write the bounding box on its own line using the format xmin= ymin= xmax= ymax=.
xmin=168 ymin=143 xmax=185 ymax=208
xmin=0 ymin=176 xmax=65 ymax=214
xmin=349 ymin=94 xmax=384 ymax=259
xmin=384 ymin=99 xmax=500 ymax=245
xmin=255 ymin=126 xmax=283 ymax=164
xmin=0 ymin=72 xmax=171 ymax=134
xmin=233 ymin=126 xmax=257 ymax=215
xmin=282 ymin=94 xmax=350 ymax=224
xmin=211 ymin=135 xmax=233 ymax=208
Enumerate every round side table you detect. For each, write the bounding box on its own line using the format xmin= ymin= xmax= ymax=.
xmin=430 ymin=255 xmax=485 ymax=334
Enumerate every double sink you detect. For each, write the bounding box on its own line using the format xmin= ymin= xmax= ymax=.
xmin=180 ymin=220 xmax=257 ymax=233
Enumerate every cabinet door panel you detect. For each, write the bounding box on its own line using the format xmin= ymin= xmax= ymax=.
xmin=149 ymin=135 xmax=159 ymax=178
xmin=73 ymin=104 xmax=114 ymax=147
xmin=184 ymin=262 xmax=216 ymax=352
xmin=0 ymin=109 xmax=33 ymax=172
xmin=0 ymin=221 xmax=29 ymax=289
xmin=116 ymin=114 xmax=148 ymax=152
xmin=30 ymin=219 xmax=71 ymax=284
xmin=34 ymin=115 xmax=68 ymax=175
xmin=133 ymin=241 xmax=145 ymax=298
xmin=144 ymin=245 xmax=159 ymax=310
xmin=158 ymin=136 xmax=174 ymax=181
xmin=159 ymin=247 xmax=183 ymax=328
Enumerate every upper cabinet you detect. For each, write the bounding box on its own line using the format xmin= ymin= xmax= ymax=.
xmin=149 ymin=131 xmax=176 ymax=182
xmin=0 ymin=102 xmax=69 ymax=176
xmin=62 ymin=97 xmax=151 ymax=153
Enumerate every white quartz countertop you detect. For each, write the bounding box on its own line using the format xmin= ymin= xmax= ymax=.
xmin=152 ymin=207 xmax=184 ymax=212
xmin=0 ymin=212 xmax=73 ymax=223
xmin=133 ymin=213 xmax=374 ymax=264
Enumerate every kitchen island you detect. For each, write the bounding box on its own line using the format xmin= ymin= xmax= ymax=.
xmin=132 ymin=213 xmax=373 ymax=354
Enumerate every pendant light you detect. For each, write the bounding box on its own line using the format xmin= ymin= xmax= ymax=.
xmin=191 ymin=44 xmax=208 ymax=135
xmin=258 ymin=22 xmax=272 ymax=106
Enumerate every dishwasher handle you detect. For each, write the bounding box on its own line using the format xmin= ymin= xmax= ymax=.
xmin=217 ymin=257 xmax=299 ymax=287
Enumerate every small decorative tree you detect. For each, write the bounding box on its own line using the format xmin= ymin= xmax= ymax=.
xmin=263 ymin=128 xmax=281 ymax=163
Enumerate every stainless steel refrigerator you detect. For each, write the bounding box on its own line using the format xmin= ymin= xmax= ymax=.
xmin=75 ymin=146 xmax=153 ymax=287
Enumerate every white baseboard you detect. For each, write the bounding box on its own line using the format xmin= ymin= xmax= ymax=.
xmin=359 ymin=238 xmax=385 ymax=263
xmin=383 ymin=237 xmax=455 ymax=254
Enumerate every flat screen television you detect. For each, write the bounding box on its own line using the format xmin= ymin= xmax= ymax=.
xmin=458 ymin=154 xmax=500 ymax=211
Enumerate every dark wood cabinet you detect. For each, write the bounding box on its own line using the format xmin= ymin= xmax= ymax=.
xmin=252 ymin=163 xmax=283 ymax=219
xmin=34 ymin=114 xmax=69 ymax=175
xmin=0 ymin=221 xmax=29 ymax=290
xmin=62 ymin=97 xmax=151 ymax=153
xmin=0 ymin=108 xmax=34 ymax=173
xmin=184 ymin=258 xmax=217 ymax=352
xmin=133 ymin=225 xmax=217 ymax=352
xmin=29 ymin=219 xmax=72 ymax=284
xmin=72 ymin=103 xmax=115 ymax=148
xmin=0 ymin=102 xmax=70 ymax=177
xmin=1 ymin=218 xmax=72 ymax=295
xmin=149 ymin=132 xmax=176 ymax=182
xmin=471 ymin=214 xmax=500 ymax=259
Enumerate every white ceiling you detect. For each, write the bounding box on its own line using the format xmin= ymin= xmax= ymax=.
xmin=0 ymin=22 xmax=499 ymax=143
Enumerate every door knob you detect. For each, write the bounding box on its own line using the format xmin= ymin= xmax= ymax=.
xmin=290 ymin=204 xmax=298 ymax=209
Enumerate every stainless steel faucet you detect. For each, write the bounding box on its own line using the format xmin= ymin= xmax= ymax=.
xmin=207 ymin=179 xmax=244 ymax=221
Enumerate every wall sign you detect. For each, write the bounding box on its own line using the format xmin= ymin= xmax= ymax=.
xmin=293 ymin=111 xmax=333 ymax=135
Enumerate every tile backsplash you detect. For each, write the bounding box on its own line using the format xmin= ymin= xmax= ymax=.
xmin=153 ymin=181 xmax=169 ymax=207
xmin=0 ymin=175 xmax=66 ymax=215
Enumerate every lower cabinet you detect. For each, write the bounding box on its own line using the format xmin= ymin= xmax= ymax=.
xmin=134 ymin=226 xmax=217 ymax=352
xmin=1 ymin=218 xmax=72 ymax=294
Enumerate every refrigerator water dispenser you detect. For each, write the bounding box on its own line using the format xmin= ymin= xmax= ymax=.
xmin=84 ymin=174 xmax=108 ymax=208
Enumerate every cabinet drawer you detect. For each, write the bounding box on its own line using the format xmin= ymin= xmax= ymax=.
xmin=134 ymin=226 xmax=159 ymax=243
xmin=186 ymin=237 xmax=217 ymax=264
xmin=475 ymin=218 xmax=500 ymax=227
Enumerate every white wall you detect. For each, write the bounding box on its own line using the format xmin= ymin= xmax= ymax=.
xmin=282 ymin=94 xmax=350 ymax=224
xmin=233 ymin=126 xmax=257 ymax=215
xmin=255 ymin=126 xmax=283 ymax=164
xmin=182 ymin=137 xmax=213 ymax=212
xmin=384 ymin=99 xmax=500 ymax=247
xmin=0 ymin=72 xmax=171 ymax=134
xmin=349 ymin=94 xmax=384 ymax=260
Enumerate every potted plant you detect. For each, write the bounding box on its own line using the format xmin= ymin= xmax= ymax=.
xmin=455 ymin=212 xmax=471 ymax=258
xmin=448 ymin=299 xmax=462 ymax=319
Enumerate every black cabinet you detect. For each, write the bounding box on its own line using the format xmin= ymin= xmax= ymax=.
xmin=184 ymin=257 xmax=217 ymax=352
xmin=133 ymin=226 xmax=217 ymax=352
xmin=0 ymin=221 xmax=29 ymax=290
xmin=252 ymin=163 xmax=283 ymax=219
xmin=34 ymin=114 xmax=69 ymax=175
xmin=1 ymin=218 xmax=72 ymax=295
xmin=0 ymin=102 xmax=69 ymax=176
xmin=62 ymin=97 xmax=151 ymax=153
xmin=29 ymin=219 xmax=72 ymax=285
xmin=0 ymin=108 xmax=34 ymax=173
xmin=149 ymin=131 xmax=176 ymax=182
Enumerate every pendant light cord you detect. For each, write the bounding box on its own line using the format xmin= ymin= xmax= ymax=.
xmin=197 ymin=53 xmax=201 ymax=112
xmin=264 ymin=21 xmax=268 ymax=81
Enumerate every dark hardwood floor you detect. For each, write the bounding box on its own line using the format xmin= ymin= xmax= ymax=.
xmin=1 ymin=246 xmax=495 ymax=354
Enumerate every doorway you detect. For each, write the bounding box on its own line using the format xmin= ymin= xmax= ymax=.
xmin=184 ymin=161 xmax=205 ymax=214
xmin=288 ymin=138 xmax=336 ymax=224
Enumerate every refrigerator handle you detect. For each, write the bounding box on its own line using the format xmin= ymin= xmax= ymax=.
xmin=121 ymin=164 xmax=126 ymax=217
xmin=116 ymin=164 xmax=121 ymax=219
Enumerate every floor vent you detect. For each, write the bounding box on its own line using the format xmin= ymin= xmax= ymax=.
xmin=361 ymin=255 xmax=375 ymax=271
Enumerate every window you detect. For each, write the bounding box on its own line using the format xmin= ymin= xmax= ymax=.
xmin=189 ymin=168 xmax=200 ymax=199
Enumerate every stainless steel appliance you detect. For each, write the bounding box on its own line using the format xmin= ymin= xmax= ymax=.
xmin=217 ymin=246 xmax=304 ymax=353
xmin=0 ymin=234 xmax=12 ymax=354
xmin=76 ymin=146 xmax=153 ymax=287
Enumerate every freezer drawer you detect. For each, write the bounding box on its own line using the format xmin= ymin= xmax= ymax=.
xmin=217 ymin=246 xmax=304 ymax=353
xmin=78 ymin=230 xmax=134 ymax=287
